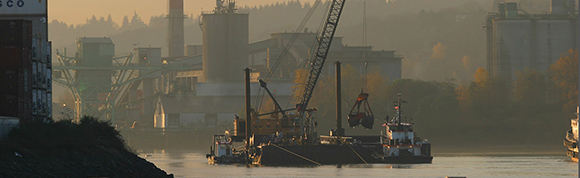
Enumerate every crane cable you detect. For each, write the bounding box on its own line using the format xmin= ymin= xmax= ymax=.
xmin=254 ymin=1 xmax=323 ymax=115
xmin=284 ymin=1 xmax=332 ymax=110
xmin=362 ymin=0 xmax=369 ymax=87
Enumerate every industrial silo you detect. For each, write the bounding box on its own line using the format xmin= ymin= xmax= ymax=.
xmin=485 ymin=1 xmax=578 ymax=79
xmin=551 ymin=0 xmax=576 ymax=15
xmin=201 ymin=0 xmax=249 ymax=83
xmin=75 ymin=37 xmax=114 ymax=112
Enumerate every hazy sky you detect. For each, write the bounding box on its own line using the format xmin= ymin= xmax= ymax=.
xmin=49 ymin=0 xmax=318 ymax=25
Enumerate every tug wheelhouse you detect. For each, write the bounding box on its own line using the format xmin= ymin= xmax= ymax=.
xmin=380 ymin=93 xmax=432 ymax=163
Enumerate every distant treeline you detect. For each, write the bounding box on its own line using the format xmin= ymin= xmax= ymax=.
xmin=283 ymin=49 xmax=577 ymax=152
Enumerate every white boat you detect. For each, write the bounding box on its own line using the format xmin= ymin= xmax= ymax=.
xmin=564 ymin=108 xmax=578 ymax=162
xmin=381 ymin=93 xmax=432 ymax=164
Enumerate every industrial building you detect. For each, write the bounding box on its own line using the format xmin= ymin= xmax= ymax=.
xmin=201 ymin=0 xmax=249 ymax=83
xmin=249 ymin=32 xmax=402 ymax=82
xmin=485 ymin=0 xmax=578 ymax=79
xmin=151 ymin=0 xmax=402 ymax=129
xmin=52 ymin=0 xmax=402 ymax=133
xmin=0 ymin=1 xmax=52 ymax=127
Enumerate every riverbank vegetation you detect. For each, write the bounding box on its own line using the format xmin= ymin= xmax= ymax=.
xmin=284 ymin=50 xmax=578 ymax=152
xmin=0 ymin=116 xmax=173 ymax=177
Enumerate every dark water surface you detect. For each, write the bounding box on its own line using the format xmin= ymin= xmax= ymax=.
xmin=142 ymin=150 xmax=578 ymax=178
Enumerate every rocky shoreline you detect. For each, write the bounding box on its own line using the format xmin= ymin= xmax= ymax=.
xmin=0 ymin=117 xmax=173 ymax=178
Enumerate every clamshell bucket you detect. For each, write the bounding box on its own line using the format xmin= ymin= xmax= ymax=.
xmin=348 ymin=113 xmax=363 ymax=127
xmin=347 ymin=92 xmax=375 ymax=129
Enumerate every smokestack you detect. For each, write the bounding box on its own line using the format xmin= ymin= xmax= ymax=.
xmin=168 ymin=0 xmax=185 ymax=57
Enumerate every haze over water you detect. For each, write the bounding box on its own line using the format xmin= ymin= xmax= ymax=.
xmin=142 ymin=150 xmax=577 ymax=178
xmin=46 ymin=0 xmax=580 ymax=176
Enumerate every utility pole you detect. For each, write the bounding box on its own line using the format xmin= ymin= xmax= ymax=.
xmin=335 ymin=61 xmax=344 ymax=137
xmin=576 ymin=1 xmax=580 ymax=170
xmin=244 ymin=68 xmax=252 ymax=153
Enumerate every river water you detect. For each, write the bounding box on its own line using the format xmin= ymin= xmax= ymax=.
xmin=142 ymin=150 xmax=578 ymax=178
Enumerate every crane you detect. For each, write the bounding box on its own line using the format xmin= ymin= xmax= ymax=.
xmin=296 ymin=0 xmax=347 ymax=140
xmin=297 ymin=0 xmax=346 ymax=112
xmin=256 ymin=0 xmax=322 ymax=118
xmin=255 ymin=0 xmax=347 ymax=142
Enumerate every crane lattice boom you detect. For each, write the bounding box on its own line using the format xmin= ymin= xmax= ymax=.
xmin=298 ymin=0 xmax=346 ymax=112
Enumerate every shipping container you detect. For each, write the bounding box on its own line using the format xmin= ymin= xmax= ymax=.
xmin=21 ymin=68 xmax=30 ymax=94
xmin=31 ymin=61 xmax=37 ymax=88
xmin=46 ymin=42 xmax=52 ymax=63
xmin=20 ymin=46 xmax=32 ymax=69
xmin=47 ymin=93 xmax=52 ymax=118
xmin=0 ymin=45 xmax=32 ymax=69
xmin=0 ymin=68 xmax=19 ymax=94
xmin=42 ymin=90 xmax=47 ymax=115
xmin=0 ymin=94 xmax=19 ymax=117
xmin=32 ymin=89 xmax=37 ymax=115
xmin=32 ymin=37 xmax=37 ymax=60
xmin=46 ymin=65 xmax=52 ymax=89
xmin=18 ymin=92 xmax=32 ymax=121
xmin=0 ymin=20 xmax=32 ymax=46
xmin=41 ymin=62 xmax=47 ymax=88
xmin=0 ymin=45 xmax=22 ymax=67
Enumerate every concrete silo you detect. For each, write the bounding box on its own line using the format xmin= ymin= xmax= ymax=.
xmin=201 ymin=0 xmax=249 ymax=83
xmin=485 ymin=1 xmax=578 ymax=79
xmin=551 ymin=0 xmax=576 ymax=15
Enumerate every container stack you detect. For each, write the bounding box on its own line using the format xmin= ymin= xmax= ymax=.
xmin=31 ymin=32 xmax=52 ymax=121
xmin=0 ymin=20 xmax=33 ymax=121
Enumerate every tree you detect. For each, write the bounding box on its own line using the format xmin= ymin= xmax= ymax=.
xmin=550 ymin=49 xmax=579 ymax=113
xmin=457 ymin=67 xmax=511 ymax=116
xmin=430 ymin=42 xmax=447 ymax=59
xmin=121 ymin=15 xmax=130 ymax=29
xmin=364 ymin=71 xmax=388 ymax=100
xmin=106 ymin=14 xmax=118 ymax=29
xmin=291 ymin=68 xmax=309 ymax=104
xmin=87 ymin=15 xmax=98 ymax=24
xmin=473 ymin=67 xmax=489 ymax=88
xmin=513 ymin=68 xmax=547 ymax=112
xmin=130 ymin=11 xmax=147 ymax=30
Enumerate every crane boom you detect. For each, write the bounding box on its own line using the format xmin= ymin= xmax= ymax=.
xmin=297 ymin=0 xmax=346 ymax=112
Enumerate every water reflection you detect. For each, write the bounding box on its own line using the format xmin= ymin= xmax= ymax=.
xmin=168 ymin=162 xmax=185 ymax=168
xmin=141 ymin=151 xmax=577 ymax=178
xmin=384 ymin=164 xmax=413 ymax=169
xmin=344 ymin=164 xmax=374 ymax=168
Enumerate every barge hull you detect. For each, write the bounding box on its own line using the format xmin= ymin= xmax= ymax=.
xmin=383 ymin=156 xmax=433 ymax=164
xmin=255 ymin=144 xmax=383 ymax=165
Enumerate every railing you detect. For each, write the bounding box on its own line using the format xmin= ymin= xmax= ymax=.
xmin=566 ymin=130 xmax=575 ymax=142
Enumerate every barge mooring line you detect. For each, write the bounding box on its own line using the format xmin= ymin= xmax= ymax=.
xmin=348 ymin=145 xmax=369 ymax=164
xmin=271 ymin=144 xmax=322 ymax=166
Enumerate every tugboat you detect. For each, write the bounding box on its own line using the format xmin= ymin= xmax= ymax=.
xmin=206 ymin=133 xmax=247 ymax=164
xmin=381 ymin=93 xmax=433 ymax=164
xmin=564 ymin=108 xmax=578 ymax=162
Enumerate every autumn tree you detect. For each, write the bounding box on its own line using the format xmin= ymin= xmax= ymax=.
xmin=473 ymin=67 xmax=489 ymax=87
xmin=457 ymin=67 xmax=510 ymax=116
xmin=291 ymin=68 xmax=309 ymax=104
xmin=431 ymin=42 xmax=447 ymax=59
xmin=364 ymin=71 xmax=389 ymax=100
xmin=550 ymin=49 xmax=579 ymax=113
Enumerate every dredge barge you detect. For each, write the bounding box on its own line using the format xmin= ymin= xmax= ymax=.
xmin=206 ymin=0 xmax=432 ymax=165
